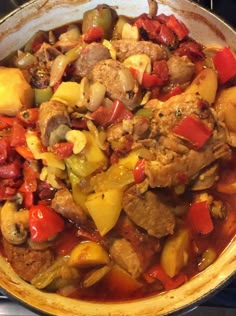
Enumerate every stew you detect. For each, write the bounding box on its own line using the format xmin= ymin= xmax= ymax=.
xmin=0 ymin=0 xmax=236 ymax=302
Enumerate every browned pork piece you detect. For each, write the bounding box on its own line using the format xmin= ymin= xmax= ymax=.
xmin=92 ymin=59 xmax=142 ymax=109
xmin=144 ymin=93 xmax=230 ymax=188
xmin=51 ymin=187 xmax=87 ymax=224
xmin=2 ymin=238 xmax=54 ymax=282
xmin=74 ymin=42 xmax=111 ymax=78
xmin=111 ymin=39 xmax=167 ymax=62
xmin=122 ymin=186 xmax=176 ymax=238
xmin=39 ymin=100 xmax=70 ymax=146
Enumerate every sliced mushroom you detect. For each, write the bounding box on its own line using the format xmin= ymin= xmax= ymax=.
xmin=0 ymin=201 xmax=29 ymax=245
xmin=191 ymin=163 xmax=219 ymax=191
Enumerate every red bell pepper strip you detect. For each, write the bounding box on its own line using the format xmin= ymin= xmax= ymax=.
xmin=29 ymin=204 xmax=65 ymax=242
xmin=157 ymin=24 xmax=176 ymax=48
xmin=172 ymin=115 xmax=212 ymax=150
xmin=10 ymin=122 xmax=26 ymax=147
xmin=141 ymin=72 xmax=164 ymax=89
xmin=17 ymin=108 xmax=39 ymax=125
xmin=134 ymin=15 xmax=161 ymax=40
xmin=166 ymin=15 xmax=189 ymax=41
xmin=83 ymin=26 xmax=104 ymax=43
xmin=133 ymin=159 xmax=146 ymax=184
xmin=213 ymin=47 xmax=236 ymax=84
xmin=15 ymin=146 xmax=35 ymax=160
xmin=19 ymin=161 xmax=39 ymax=193
xmin=159 ymin=85 xmax=182 ymax=101
xmin=24 ymin=192 xmax=34 ymax=208
xmin=52 ymin=142 xmax=74 ymax=159
xmin=146 ymin=263 xmax=187 ymax=291
xmin=188 ymin=201 xmax=214 ymax=235
xmin=0 ymin=115 xmax=15 ymax=130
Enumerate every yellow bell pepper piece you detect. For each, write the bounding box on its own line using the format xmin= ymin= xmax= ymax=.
xmin=51 ymin=82 xmax=81 ymax=107
xmin=85 ymin=189 xmax=123 ymax=236
xmin=69 ymin=241 xmax=110 ymax=268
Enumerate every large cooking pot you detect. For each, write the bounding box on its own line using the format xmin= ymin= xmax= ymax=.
xmin=0 ymin=0 xmax=236 ymax=315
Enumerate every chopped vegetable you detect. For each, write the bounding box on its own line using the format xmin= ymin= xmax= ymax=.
xmin=213 ymin=47 xmax=236 ymax=84
xmin=166 ymin=15 xmax=189 ymax=41
xmin=85 ymin=189 xmax=123 ymax=236
xmin=29 ymin=204 xmax=65 ymax=242
xmin=160 ymin=228 xmax=190 ymax=278
xmin=133 ymin=159 xmax=146 ymax=184
xmin=188 ymin=201 xmax=214 ymax=235
xmin=198 ymin=248 xmax=217 ymax=271
xmin=146 ymin=263 xmax=187 ymax=290
xmin=69 ymin=241 xmax=110 ymax=268
xmin=172 ymin=115 xmax=212 ymax=149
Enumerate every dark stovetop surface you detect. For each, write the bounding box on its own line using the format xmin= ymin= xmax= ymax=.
xmin=0 ymin=0 xmax=235 ymax=314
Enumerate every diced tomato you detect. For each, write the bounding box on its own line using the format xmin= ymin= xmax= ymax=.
xmin=29 ymin=204 xmax=65 ymax=242
xmin=166 ymin=15 xmax=189 ymax=41
xmin=83 ymin=26 xmax=104 ymax=43
xmin=176 ymin=41 xmax=205 ymax=62
xmin=19 ymin=161 xmax=39 ymax=193
xmin=188 ymin=201 xmax=214 ymax=235
xmin=0 ymin=138 xmax=10 ymax=164
xmin=17 ymin=108 xmax=39 ymax=125
xmin=134 ymin=15 xmax=161 ymax=40
xmin=142 ymin=73 xmax=164 ymax=89
xmin=172 ymin=115 xmax=212 ymax=150
xmin=152 ymin=60 xmax=169 ymax=82
xmin=0 ymin=159 xmax=22 ymax=179
xmin=52 ymin=142 xmax=74 ymax=159
xmin=147 ymin=263 xmax=187 ymax=291
xmin=157 ymin=24 xmax=176 ymax=48
xmin=10 ymin=122 xmax=26 ymax=147
xmin=213 ymin=47 xmax=236 ymax=84
xmin=91 ymin=100 xmax=133 ymax=128
xmin=133 ymin=159 xmax=146 ymax=184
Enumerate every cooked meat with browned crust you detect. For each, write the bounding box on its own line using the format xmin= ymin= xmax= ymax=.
xmin=51 ymin=187 xmax=87 ymax=224
xmin=122 ymin=186 xmax=176 ymax=238
xmin=92 ymin=59 xmax=142 ymax=110
xmin=2 ymin=238 xmax=54 ymax=282
xmin=111 ymin=39 xmax=167 ymax=62
xmin=39 ymin=100 xmax=70 ymax=146
xmin=144 ymin=93 xmax=230 ymax=188
xmin=74 ymin=43 xmax=111 ymax=78
xmin=117 ymin=216 xmax=160 ymax=269
xmin=109 ymin=238 xmax=143 ymax=278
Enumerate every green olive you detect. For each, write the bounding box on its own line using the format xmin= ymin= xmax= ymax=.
xmin=82 ymin=5 xmax=118 ymax=39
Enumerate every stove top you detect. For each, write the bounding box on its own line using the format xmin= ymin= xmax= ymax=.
xmin=0 ymin=0 xmax=235 ymax=315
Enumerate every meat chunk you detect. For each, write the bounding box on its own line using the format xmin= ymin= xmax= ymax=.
xmin=39 ymin=100 xmax=70 ymax=146
xmin=2 ymin=238 xmax=54 ymax=282
xmin=144 ymin=93 xmax=230 ymax=188
xmin=167 ymin=55 xmax=195 ymax=85
xmin=109 ymin=238 xmax=143 ymax=278
xmin=92 ymin=59 xmax=142 ymax=109
xmin=111 ymin=39 xmax=167 ymax=62
xmin=117 ymin=216 xmax=160 ymax=269
xmin=122 ymin=186 xmax=176 ymax=238
xmin=74 ymin=43 xmax=111 ymax=78
xmin=51 ymin=187 xmax=87 ymax=224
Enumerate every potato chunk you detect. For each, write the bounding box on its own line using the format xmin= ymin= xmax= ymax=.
xmin=69 ymin=241 xmax=110 ymax=268
xmin=0 ymin=67 xmax=33 ymax=116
